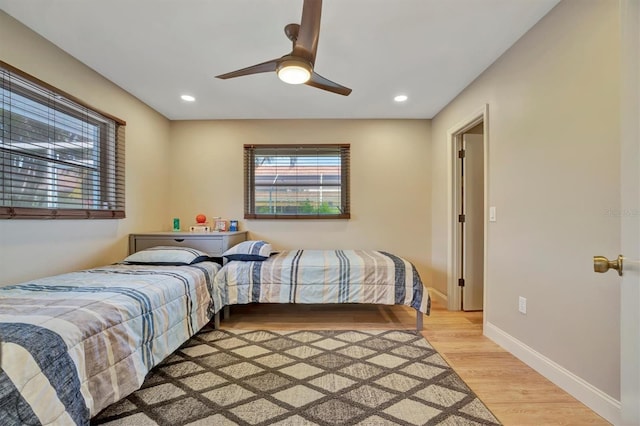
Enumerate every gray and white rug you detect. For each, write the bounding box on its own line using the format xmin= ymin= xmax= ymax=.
xmin=92 ymin=328 xmax=500 ymax=426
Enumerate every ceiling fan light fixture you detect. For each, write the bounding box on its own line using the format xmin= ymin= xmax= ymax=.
xmin=277 ymin=59 xmax=312 ymax=85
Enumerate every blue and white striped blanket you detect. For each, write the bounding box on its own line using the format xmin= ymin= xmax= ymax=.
xmin=0 ymin=262 xmax=219 ymax=425
xmin=212 ymin=250 xmax=430 ymax=315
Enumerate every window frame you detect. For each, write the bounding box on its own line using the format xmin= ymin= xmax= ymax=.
xmin=0 ymin=60 xmax=126 ymax=219
xmin=244 ymin=144 xmax=351 ymax=220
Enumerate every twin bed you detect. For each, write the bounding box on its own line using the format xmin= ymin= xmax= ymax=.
xmin=0 ymin=241 xmax=430 ymax=425
xmin=0 ymin=254 xmax=220 ymax=426
xmin=211 ymin=245 xmax=430 ymax=330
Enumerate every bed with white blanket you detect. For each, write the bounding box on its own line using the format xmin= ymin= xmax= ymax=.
xmin=0 ymin=247 xmax=220 ymax=426
xmin=212 ymin=243 xmax=430 ymax=330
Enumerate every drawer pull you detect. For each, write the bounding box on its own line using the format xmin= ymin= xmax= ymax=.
xmin=174 ymin=239 xmax=185 ymax=242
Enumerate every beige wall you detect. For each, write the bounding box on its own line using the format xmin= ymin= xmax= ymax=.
xmin=0 ymin=0 xmax=624 ymax=416
xmin=431 ymin=0 xmax=621 ymax=399
xmin=0 ymin=12 xmax=172 ymax=285
xmin=169 ymin=119 xmax=432 ymax=281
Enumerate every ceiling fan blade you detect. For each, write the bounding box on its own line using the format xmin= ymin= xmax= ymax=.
xmin=294 ymin=0 xmax=322 ymax=64
xmin=306 ymin=71 xmax=352 ymax=96
xmin=215 ymin=59 xmax=280 ymax=79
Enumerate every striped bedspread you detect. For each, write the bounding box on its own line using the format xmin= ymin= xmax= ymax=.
xmin=0 ymin=262 xmax=220 ymax=426
xmin=212 ymin=250 xmax=430 ymax=315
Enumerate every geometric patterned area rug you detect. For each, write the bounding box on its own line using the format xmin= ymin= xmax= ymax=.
xmin=92 ymin=328 xmax=501 ymax=426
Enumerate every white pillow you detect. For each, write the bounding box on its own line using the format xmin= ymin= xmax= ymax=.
xmin=123 ymin=246 xmax=213 ymax=265
xmin=222 ymin=240 xmax=272 ymax=261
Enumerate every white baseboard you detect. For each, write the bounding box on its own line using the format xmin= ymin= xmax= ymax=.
xmin=427 ymin=287 xmax=447 ymax=307
xmin=484 ymin=321 xmax=621 ymax=425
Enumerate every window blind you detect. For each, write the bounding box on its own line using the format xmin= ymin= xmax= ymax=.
xmin=244 ymin=144 xmax=350 ymax=219
xmin=0 ymin=61 xmax=126 ymax=219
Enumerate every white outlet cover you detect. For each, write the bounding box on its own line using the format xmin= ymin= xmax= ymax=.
xmin=518 ymin=296 xmax=527 ymax=314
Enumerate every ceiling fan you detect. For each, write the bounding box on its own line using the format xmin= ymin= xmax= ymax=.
xmin=215 ymin=0 xmax=352 ymax=96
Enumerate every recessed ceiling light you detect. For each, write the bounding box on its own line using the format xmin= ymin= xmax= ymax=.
xmin=181 ymin=95 xmax=196 ymax=102
xmin=394 ymin=95 xmax=408 ymax=103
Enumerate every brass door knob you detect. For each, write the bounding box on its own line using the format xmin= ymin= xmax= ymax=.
xmin=593 ymin=255 xmax=623 ymax=276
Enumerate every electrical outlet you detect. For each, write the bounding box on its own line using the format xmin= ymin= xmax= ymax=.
xmin=518 ymin=296 xmax=527 ymax=314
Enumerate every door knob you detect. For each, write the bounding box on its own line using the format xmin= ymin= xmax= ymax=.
xmin=593 ymin=255 xmax=623 ymax=276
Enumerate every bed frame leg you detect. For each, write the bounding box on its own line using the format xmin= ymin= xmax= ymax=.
xmin=223 ymin=305 xmax=230 ymax=319
xmin=416 ymin=310 xmax=423 ymax=331
xmin=214 ymin=312 xmax=220 ymax=329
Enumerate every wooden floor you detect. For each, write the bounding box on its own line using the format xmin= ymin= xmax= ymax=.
xmin=220 ymin=300 xmax=610 ymax=426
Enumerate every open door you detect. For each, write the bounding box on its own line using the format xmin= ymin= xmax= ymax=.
xmin=619 ymin=0 xmax=639 ymax=422
xmin=460 ymin=133 xmax=485 ymax=311
xmin=596 ymin=2 xmax=639 ymax=422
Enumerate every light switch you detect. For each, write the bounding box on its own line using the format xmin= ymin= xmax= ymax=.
xmin=489 ymin=206 xmax=496 ymax=222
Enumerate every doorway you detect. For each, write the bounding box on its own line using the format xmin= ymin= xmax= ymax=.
xmin=457 ymin=126 xmax=484 ymax=311
xmin=447 ymin=105 xmax=488 ymax=312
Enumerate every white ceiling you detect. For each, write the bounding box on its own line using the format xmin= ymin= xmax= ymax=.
xmin=0 ymin=0 xmax=560 ymax=120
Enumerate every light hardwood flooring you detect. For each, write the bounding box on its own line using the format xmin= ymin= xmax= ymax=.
xmin=219 ymin=300 xmax=610 ymax=426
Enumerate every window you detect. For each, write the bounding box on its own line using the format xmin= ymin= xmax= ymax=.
xmin=244 ymin=144 xmax=350 ymax=219
xmin=0 ymin=61 xmax=125 ymax=219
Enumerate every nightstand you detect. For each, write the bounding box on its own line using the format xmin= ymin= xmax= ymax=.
xmin=129 ymin=231 xmax=248 ymax=263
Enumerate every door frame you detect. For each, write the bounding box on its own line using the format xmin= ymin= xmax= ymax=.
xmin=447 ymin=104 xmax=489 ymax=313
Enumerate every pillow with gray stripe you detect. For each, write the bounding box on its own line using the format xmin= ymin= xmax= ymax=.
xmin=223 ymin=240 xmax=272 ymax=261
